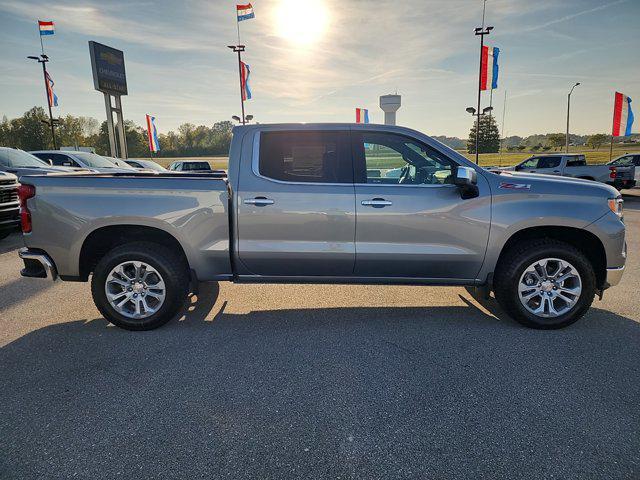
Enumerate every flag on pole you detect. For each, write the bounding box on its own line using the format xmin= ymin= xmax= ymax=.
xmin=237 ymin=3 xmax=255 ymax=21
xmin=355 ymin=108 xmax=369 ymax=124
xmin=240 ymin=61 xmax=252 ymax=100
xmin=145 ymin=115 xmax=160 ymax=153
xmin=38 ymin=20 xmax=55 ymax=35
xmin=480 ymin=46 xmax=499 ymax=91
xmin=612 ymin=92 xmax=634 ymax=137
xmin=45 ymin=71 xmax=58 ymax=107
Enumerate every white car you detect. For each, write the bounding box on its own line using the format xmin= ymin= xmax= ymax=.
xmin=125 ymin=159 xmax=167 ymax=172
xmin=30 ymin=150 xmax=136 ymax=173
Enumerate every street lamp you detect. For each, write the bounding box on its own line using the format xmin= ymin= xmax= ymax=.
xmin=566 ymin=82 xmax=580 ymax=153
xmin=27 ymin=54 xmax=57 ymax=149
xmin=466 ymin=106 xmax=494 ymax=158
xmin=232 ymin=114 xmax=253 ymax=124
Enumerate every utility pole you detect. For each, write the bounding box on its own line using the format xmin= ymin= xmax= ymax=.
xmin=474 ymin=0 xmax=493 ymax=164
xmin=566 ymin=82 xmax=580 ymax=153
xmin=28 ymin=54 xmax=57 ymax=149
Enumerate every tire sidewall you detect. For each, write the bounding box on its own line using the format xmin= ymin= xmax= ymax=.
xmin=503 ymin=246 xmax=595 ymax=329
xmin=92 ymin=248 xmax=187 ymax=330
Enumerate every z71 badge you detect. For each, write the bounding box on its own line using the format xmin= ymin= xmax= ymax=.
xmin=499 ymin=182 xmax=532 ymax=190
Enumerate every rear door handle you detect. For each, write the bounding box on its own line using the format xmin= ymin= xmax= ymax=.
xmin=244 ymin=197 xmax=274 ymax=206
xmin=361 ymin=198 xmax=393 ymax=207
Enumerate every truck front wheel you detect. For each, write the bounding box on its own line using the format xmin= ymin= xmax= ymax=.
xmin=91 ymin=241 xmax=190 ymax=330
xmin=494 ymin=239 xmax=596 ymax=329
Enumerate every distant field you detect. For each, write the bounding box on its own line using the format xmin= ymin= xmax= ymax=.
xmin=136 ymin=145 xmax=638 ymax=171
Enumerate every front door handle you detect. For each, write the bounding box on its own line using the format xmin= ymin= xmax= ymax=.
xmin=361 ymin=198 xmax=393 ymax=207
xmin=244 ymin=197 xmax=274 ymax=206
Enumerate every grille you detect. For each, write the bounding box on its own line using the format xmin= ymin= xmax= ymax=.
xmin=0 ymin=190 xmax=18 ymax=204
xmin=0 ymin=178 xmax=16 ymax=186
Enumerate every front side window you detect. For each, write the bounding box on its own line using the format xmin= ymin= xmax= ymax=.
xmin=355 ymin=132 xmax=455 ymax=185
xmin=519 ymin=157 xmax=540 ymax=169
xmin=259 ymin=131 xmax=352 ymax=183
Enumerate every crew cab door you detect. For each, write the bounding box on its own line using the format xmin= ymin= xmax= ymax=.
xmin=352 ymin=130 xmax=491 ymax=280
xmin=236 ymin=129 xmax=356 ymax=276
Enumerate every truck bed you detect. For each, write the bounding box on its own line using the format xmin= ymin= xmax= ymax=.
xmin=20 ymin=173 xmax=232 ymax=281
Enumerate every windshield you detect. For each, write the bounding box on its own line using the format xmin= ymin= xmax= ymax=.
xmin=0 ymin=149 xmax=50 ymax=168
xmin=71 ymin=152 xmax=119 ymax=168
xmin=139 ymin=160 xmax=166 ymax=171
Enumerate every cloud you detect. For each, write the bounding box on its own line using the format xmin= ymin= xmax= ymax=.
xmin=521 ymin=0 xmax=628 ymax=32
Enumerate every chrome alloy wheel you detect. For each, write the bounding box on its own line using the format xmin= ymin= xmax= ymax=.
xmin=105 ymin=261 xmax=166 ymax=319
xmin=518 ymin=258 xmax=582 ymax=318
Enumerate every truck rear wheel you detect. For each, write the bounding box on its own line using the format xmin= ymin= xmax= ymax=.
xmin=91 ymin=241 xmax=189 ymax=330
xmin=494 ymin=239 xmax=596 ymax=329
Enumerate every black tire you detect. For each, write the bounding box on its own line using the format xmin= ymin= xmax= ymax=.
xmin=91 ymin=241 xmax=190 ymax=331
xmin=494 ymin=238 xmax=596 ymax=329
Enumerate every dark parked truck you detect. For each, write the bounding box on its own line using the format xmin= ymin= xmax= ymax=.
xmin=0 ymin=171 xmax=19 ymax=240
xmin=18 ymin=124 xmax=626 ymax=330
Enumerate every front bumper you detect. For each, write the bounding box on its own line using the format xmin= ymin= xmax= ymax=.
xmin=19 ymin=248 xmax=58 ymax=281
xmin=605 ymin=266 xmax=625 ymax=288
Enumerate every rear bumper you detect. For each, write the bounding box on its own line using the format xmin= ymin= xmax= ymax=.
xmin=18 ymin=248 xmax=58 ymax=281
xmin=609 ymin=179 xmax=636 ymax=189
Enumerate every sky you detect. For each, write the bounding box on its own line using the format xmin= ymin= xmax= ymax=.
xmin=0 ymin=0 xmax=639 ymax=138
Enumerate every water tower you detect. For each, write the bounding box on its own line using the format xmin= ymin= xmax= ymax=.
xmin=379 ymin=94 xmax=401 ymax=125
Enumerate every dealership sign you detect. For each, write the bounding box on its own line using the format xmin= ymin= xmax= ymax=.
xmin=88 ymin=41 xmax=128 ymax=96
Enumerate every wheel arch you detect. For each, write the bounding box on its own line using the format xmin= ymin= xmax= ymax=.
xmin=79 ymin=225 xmax=190 ymax=281
xmin=495 ymin=226 xmax=607 ymax=288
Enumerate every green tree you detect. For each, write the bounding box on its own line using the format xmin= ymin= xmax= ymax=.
xmin=547 ymin=133 xmax=565 ymax=151
xmin=586 ymin=133 xmax=609 ymax=150
xmin=10 ymin=107 xmax=51 ymax=150
xmin=467 ymin=115 xmax=500 ymax=154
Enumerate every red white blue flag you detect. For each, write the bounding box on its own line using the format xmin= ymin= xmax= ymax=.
xmin=145 ymin=114 xmax=160 ymax=153
xmin=45 ymin=71 xmax=58 ymax=107
xmin=355 ymin=108 xmax=369 ymax=124
xmin=240 ymin=61 xmax=252 ymax=100
xmin=480 ymin=46 xmax=499 ymax=91
xmin=38 ymin=20 xmax=55 ymax=35
xmin=612 ymin=92 xmax=634 ymax=137
xmin=237 ymin=3 xmax=255 ymax=21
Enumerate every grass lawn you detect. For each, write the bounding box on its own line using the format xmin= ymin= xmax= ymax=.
xmin=136 ymin=144 xmax=639 ymax=171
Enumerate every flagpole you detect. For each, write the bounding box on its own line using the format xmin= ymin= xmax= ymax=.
xmin=610 ymin=94 xmax=616 ymax=161
xmin=499 ymin=90 xmax=507 ymax=166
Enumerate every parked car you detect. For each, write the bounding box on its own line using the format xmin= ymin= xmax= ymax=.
xmin=168 ymin=160 xmax=224 ymax=174
xmin=30 ymin=150 xmax=135 ymax=173
xmin=125 ymin=159 xmax=167 ymax=172
xmin=18 ymin=123 xmax=626 ymax=331
xmin=0 ymin=171 xmax=19 ymax=240
xmin=607 ymin=153 xmax=640 ymax=186
xmin=0 ymin=147 xmax=86 ymax=178
xmin=500 ymin=154 xmax=635 ymax=190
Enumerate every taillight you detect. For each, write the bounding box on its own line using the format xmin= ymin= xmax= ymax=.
xmin=609 ymin=166 xmax=617 ymax=179
xmin=17 ymin=184 xmax=35 ymax=233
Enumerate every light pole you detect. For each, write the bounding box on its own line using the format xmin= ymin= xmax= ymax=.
xmin=232 ymin=114 xmax=253 ymax=124
xmin=466 ymin=106 xmax=493 ymax=161
xmin=566 ymin=82 xmax=580 ymax=153
xmin=28 ymin=54 xmax=57 ymax=149
xmin=474 ymin=25 xmax=493 ymax=164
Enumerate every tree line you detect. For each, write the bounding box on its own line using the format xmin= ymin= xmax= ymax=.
xmin=0 ymin=107 xmax=234 ymax=158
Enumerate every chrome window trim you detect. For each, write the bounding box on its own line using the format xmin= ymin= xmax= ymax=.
xmin=251 ymin=131 xmax=354 ymax=187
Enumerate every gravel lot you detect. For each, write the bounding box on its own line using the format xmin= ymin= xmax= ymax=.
xmin=1 ymin=193 xmax=639 ymax=479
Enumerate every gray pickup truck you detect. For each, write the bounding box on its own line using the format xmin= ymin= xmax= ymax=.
xmin=17 ymin=124 xmax=626 ymax=330
xmin=500 ymin=153 xmax=636 ymax=190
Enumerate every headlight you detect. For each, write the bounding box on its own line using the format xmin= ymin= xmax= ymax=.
xmin=608 ymin=197 xmax=624 ymax=218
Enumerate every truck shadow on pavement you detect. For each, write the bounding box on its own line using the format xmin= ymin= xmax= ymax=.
xmin=1 ymin=283 xmax=639 ymax=479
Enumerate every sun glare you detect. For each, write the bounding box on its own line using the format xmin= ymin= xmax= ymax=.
xmin=274 ymin=0 xmax=329 ymax=45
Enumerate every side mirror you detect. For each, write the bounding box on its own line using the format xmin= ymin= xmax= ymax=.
xmin=47 ymin=159 xmax=53 ymax=166
xmin=454 ymin=166 xmax=479 ymax=199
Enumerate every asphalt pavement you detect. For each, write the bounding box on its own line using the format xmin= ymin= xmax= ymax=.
xmin=1 ymin=193 xmax=639 ymax=479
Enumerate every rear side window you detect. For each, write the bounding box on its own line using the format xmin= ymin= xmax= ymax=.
xmin=538 ymin=157 xmax=561 ymax=169
xmin=259 ymin=131 xmax=352 ymax=183
xmin=183 ymin=162 xmax=211 ymax=171
xmin=566 ymin=156 xmax=586 ymax=167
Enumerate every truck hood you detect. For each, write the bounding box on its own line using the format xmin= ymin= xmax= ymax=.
xmin=492 ymin=170 xmax=619 ymax=197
